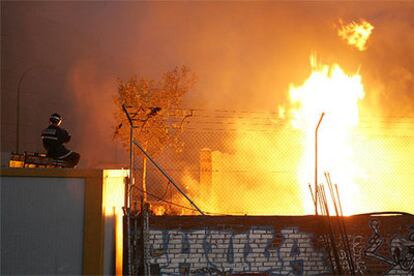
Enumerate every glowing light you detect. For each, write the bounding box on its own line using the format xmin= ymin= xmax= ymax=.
xmin=182 ymin=127 xmax=303 ymax=216
xmin=153 ymin=205 xmax=166 ymax=216
xmin=337 ymin=19 xmax=374 ymax=51
xmin=9 ymin=160 xmax=24 ymax=168
xmin=288 ymin=54 xmax=364 ymax=215
xmin=179 ymin=52 xmax=413 ymax=216
xmin=103 ymin=169 xmax=128 ymax=275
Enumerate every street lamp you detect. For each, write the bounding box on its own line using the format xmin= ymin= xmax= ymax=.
xmin=16 ymin=66 xmax=36 ymax=153
xmin=15 ymin=65 xmax=53 ymax=153
xmin=315 ymin=112 xmax=325 ymax=215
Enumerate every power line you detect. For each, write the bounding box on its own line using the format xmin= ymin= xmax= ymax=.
xmin=181 ymin=107 xmax=414 ymax=119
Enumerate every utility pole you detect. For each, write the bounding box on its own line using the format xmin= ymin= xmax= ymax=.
xmin=122 ymin=104 xmax=135 ymax=275
xmin=122 ymin=104 xmax=160 ymax=276
xmin=121 ymin=104 xmax=203 ymax=276
xmin=315 ymin=112 xmax=325 ymax=215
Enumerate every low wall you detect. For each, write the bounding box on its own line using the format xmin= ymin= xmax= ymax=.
xmin=143 ymin=215 xmax=413 ymax=275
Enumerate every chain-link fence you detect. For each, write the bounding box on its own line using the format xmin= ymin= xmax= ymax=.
xmin=131 ymin=110 xmax=414 ymax=216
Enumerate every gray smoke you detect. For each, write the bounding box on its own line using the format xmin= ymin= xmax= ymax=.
xmin=2 ymin=1 xmax=414 ymax=167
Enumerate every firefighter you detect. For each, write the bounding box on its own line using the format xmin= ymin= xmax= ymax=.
xmin=41 ymin=113 xmax=80 ymax=168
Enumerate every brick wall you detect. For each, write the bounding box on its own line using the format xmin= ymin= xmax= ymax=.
xmin=139 ymin=214 xmax=413 ymax=275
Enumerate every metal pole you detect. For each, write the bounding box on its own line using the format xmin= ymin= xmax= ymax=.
xmin=142 ymin=202 xmax=150 ymax=276
xmin=121 ymin=104 xmax=135 ymax=275
xmin=123 ymin=104 xmax=135 ymax=210
xmin=325 ymin=173 xmax=353 ymax=273
xmin=316 ymin=185 xmax=335 ymax=273
xmin=315 ymin=112 xmax=325 ymax=215
xmin=127 ymin=124 xmax=134 ymax=275
xmin=129 ymin=124 xmax=134 ymax=209
xmin=16 ymin=65 xmax=53 ymax=154
xmin=123 ymin=105 xmax=204 ymax=276
xmin=319 ymin=185 xmax=342 ymax=275
xmin=335 ymin=184 xmax=356 ymax=275
xmin=16 ymin=66 xmax=37 ymax=153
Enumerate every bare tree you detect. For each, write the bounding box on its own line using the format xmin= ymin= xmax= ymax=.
xmin=113 ymin=66 xmax=196 ymax=208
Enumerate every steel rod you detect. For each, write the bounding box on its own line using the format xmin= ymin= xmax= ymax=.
xmin=316 ymin=187 xmax=335 ymax=273
xmin=335 ymin=184 xmax=356 ymax=275
xmin=320 ymin=185 xmax=342 ymax=275
xmin=315 ymin=112 xmax=325 ymax=215
xmin=308 ymin=184 xmax=317 ymax=209
xmin=325 ymin=173 xmax=354 ymax=274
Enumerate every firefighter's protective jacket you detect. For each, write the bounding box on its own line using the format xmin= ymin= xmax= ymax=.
xmin=41 ymin=125 xmax=72 ymax=159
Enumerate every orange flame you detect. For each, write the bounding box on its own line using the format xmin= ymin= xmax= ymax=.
xmin=183 ymin=128 xmax=303 ymax=216
xmin=288 ymin=54 xmax=364 ymax=215
xmin=153 ymin=205 xmax=166 ymax=216
xmin=337 ymin=19 xmax=374 ymax=51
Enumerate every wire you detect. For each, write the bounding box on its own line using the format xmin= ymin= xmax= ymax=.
xmin=134 ymin=186 xmax=248 ymax=216
xmin=153 ymin=180 xmax=171 ymax=202
xmin=134 ymin=186 xmax=200 ymax=213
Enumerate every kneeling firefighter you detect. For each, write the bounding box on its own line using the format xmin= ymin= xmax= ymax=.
xmin=41 ymin=113 xmax=80 ymax=168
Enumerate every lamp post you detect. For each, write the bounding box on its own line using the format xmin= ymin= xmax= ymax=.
xmin=16 ymin=65 xmax=53 ymax=153
xmin=16 ymin=66 xmax=38 ymax=153
xmin=315 ymin=112 xmax=325 ymax=215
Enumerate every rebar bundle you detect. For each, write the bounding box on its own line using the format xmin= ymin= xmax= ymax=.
xmin=311 ymin=172 xmax=356 ymax=275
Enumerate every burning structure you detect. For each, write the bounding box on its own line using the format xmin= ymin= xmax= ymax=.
xmin=2 ymin=1 xmax=414 ymax=275
xmin=161 ymin=18 xmax=413 ymax=217
xmin=2 ymin=2 xmax=414 ymax=216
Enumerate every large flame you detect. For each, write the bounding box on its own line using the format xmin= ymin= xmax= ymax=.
xmin=182 ymin=125 xmax=303 ymax=216
xmin=337 ymin=19 xmax=374 ymax=51
xmin=179 ymin=55 xmax=366 ymax=216
xmin=176 ymin=16 xmax=414 ymax=216
xmin=177 ymin=52 xmax=414 ymax=216
xmin=288 ymin=54 xmax=365 ymax=215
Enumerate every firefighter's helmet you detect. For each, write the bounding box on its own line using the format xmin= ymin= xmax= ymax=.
xmin=50 ymin=113 xmax=62 ymax=125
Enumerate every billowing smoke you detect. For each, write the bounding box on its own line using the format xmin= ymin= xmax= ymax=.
xmin=2 ymin=2 xmax=414 ymax=214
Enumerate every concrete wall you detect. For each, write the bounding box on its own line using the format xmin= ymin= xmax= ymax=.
xmin=144 ymin=215 xmax=414 ymax=275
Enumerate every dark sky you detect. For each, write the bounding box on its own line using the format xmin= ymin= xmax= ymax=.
xmin=2 ymin=1 xmax=414 ymax=168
